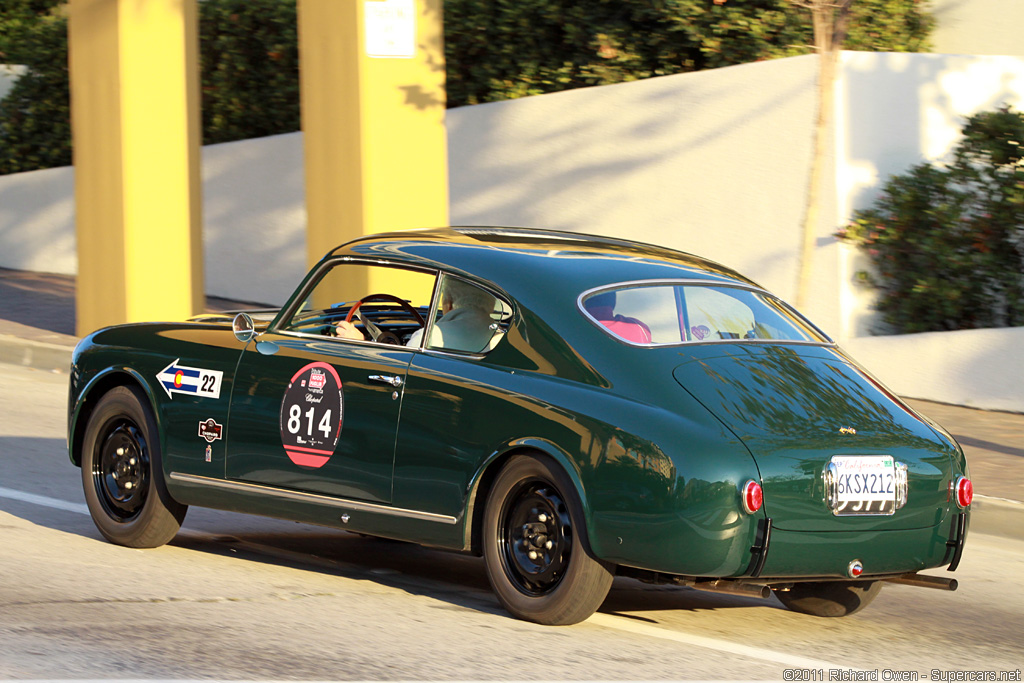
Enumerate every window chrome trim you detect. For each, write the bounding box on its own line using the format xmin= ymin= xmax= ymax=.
xmin=577 ymin=279 xmax=834 ymax=348
xmin=169 ymin=473 xmax=458 ymax=525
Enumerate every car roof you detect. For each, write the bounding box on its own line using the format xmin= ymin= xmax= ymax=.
xmin=328 ymin=227 xmax=761 ymax=296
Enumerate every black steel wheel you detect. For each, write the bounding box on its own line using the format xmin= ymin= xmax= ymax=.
xmin=775 ymin=580 xmax=882 ymax=617
xmin=80 ymin=385 xmax=186 ymax=547
xmin=92 ymin=419 xmax=150 ymax=521
xmin=483 ymin=454 xmax=613 ymax=625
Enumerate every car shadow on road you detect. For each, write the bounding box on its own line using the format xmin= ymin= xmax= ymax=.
xmin=163 ymin=523 xmax=780 ymax=622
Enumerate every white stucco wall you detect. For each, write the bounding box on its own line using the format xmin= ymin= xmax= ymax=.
xmin=0 ymin=65 xmax=27 ymax=100
xmin=830 ymin=53 xmax=1024 ymax=410
xmin=0 ymin=165 xmax=76 ymax=274
xmin=201 ymin=132 xmax=306 ymax=306
xmin=0 ymin=133 xmax=308 ymax=306
xmin=835 ymin=52 xmax=1024 ymax=340
xmin=449 ymin=55 xmax=837 ymax=333
xmin=844 ymin=328 xmax=1024 ymax=413
xmin=931 ymin=0 xmax=1024 ymax=57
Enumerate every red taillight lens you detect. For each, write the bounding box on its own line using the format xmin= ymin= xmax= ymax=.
xmin=954 ymin=476 xmax=973 ymax=508
xmin=742 ymin=480 xmax=763 ymax=514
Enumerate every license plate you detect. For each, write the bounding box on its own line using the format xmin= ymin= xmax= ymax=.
xmin=827 ymin=455 xmax=900 ymax=516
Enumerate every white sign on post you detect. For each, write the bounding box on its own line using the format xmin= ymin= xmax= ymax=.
xmin=365 ymin=0 xmax=416 ymax=59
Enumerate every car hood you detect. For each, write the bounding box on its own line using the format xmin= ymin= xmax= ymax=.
xmin=672 ymin=344 xmax=958 ymax=532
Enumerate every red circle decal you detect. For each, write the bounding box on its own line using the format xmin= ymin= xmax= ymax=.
xmin=279 ymin=362 xmax=344 ymax=469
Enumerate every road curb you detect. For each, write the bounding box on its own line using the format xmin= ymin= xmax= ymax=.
xmin=0 ymin=334 xmax=75 ymax=373
xmin=971 ymin=496 xmax=1024 ymax=541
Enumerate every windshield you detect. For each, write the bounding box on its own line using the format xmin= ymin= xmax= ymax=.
xmin=580 ymin=282 xmax=830 ymax=346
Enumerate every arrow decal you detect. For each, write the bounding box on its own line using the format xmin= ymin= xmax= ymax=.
xmin=156 ymin=359 xmax=223 ymax=400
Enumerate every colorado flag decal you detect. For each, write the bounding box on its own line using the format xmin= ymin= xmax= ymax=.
xmin=157 ymin=359 xmax=223 ymax=400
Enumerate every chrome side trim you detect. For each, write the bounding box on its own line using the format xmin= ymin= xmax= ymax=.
xmin=169 ymin=472 xmax=458 ymax=525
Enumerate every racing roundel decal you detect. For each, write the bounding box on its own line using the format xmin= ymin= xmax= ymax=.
xmin=279 ymin=362 xmax=343 ymax=469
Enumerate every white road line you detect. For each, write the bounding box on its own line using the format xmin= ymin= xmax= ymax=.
xmin=0 ymin=486 xmax=89 ymax=515
xmin=588 ymin=612 xmax=862 ymax=671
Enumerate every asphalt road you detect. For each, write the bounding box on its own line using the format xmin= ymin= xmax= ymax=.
xmin=1 ymin=363 xmax=1022 ymax=681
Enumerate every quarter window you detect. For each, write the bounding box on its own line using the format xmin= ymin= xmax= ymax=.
xmin=422 ymin=275 xmax=511 ymax=354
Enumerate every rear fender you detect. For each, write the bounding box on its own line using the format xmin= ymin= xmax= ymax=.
xmin=463 ymin=436 xmax=593 ymax=556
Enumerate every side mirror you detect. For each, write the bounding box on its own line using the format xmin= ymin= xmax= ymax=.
xmin=232 ymin=312 xmax=256 ymax=343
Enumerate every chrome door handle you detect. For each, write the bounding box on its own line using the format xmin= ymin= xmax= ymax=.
xmin=369 ymin=374 xmax=403 ymax=388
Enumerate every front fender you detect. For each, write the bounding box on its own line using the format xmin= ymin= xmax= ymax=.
xmin=68 ymin=364 xmax=166 ymax=467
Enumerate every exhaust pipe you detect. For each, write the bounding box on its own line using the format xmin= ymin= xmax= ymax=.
xmin=884 ymin=573 xmax=958 ymax=591
xmin=684 ymin=579 xmax=772 ymax=599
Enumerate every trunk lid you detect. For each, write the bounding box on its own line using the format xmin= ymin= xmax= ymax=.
xmin=672 ymin=344 xmax=958 ymax=532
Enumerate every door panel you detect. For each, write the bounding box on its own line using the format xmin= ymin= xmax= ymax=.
xmin=226 ymin=334 xmax=413 ymax=503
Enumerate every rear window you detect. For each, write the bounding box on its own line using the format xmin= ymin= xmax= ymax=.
xmin=580 ymin=282 xmax=829 ymax=345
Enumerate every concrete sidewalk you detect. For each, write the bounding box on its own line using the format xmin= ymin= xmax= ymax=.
xmin=2 ymin=266 xmax=1022 ymax=539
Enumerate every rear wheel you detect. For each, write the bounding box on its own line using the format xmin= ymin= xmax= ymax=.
xmin=483 ymin=454 xmax=613 ymax=625
xmin=775 ymin=580 xmax=882 ymax=617
xmin=81 ymin=385 xmax=186 ymax=547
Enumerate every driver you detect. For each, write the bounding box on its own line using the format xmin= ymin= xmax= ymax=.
xmin=335 ymin=278 xmax=495 ymax=352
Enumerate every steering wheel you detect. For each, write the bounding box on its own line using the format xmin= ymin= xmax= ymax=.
xmin=344 ymin=293 xmax=426 ymax=344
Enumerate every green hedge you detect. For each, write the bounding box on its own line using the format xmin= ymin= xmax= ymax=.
xmin=444 ymin=0 xmax=933 ymax=106
xmin=0 ymin=0 xmax=300 ymax=175
xmin=0 ymin=1 xmax=70 ymax=173
xmin=199 ymin=0 xmax=300 ymax=145
xmin=839 ymin=107 xmax=1024 ymax=333
xmin=0 ymin=0 xmax=933 ymax=175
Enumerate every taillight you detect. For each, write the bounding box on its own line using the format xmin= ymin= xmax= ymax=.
xmin=741 ymin=480 xmax=763 ymax=514
xmin=954 ymin=476 xmax=973 ymax=508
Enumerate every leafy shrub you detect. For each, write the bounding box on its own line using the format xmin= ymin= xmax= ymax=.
xmin=0 ymin=3 xmax=70 ymax=174
xmin=443 ymin=0 xmax=933 ymax=107
xmin=839 ymin=106 xmax=1024 ymax=333
xmin=0 ymin=0 xmax=300 ymax=175
xmin=199 ymin=0 xmax=300 ymax=145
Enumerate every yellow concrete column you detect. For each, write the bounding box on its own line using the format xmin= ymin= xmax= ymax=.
xmin=297 ymin=0 xmax=448 ymax=295
xmin=69 ymin=0 xmax=203 ymax=336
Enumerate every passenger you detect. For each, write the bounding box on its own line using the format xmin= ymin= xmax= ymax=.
xmin=584 ymin=290 xmax=652 ymax=343
xmin=336 ymin=278 xmax=495 ymax=352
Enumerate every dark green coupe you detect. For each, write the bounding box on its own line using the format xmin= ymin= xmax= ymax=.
xmin=68 ymin=227 xmax=972 ymax=625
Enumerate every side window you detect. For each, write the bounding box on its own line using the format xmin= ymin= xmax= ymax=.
xmin=583 ymin=283 xmax=826 ymax=345
xmin=684 ymin=288 xmax=755 ymax=340
xmin=280 ymin=262 xmax=435 ymax=345
xmin=425 ymin=275 xmax=511 ymax=354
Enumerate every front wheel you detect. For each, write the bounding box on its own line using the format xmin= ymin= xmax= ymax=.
xmin=80 ymin=385 xmax=187 ymax=547
xmin=483 ymin=454 xmax=614 ymax=625
xmin=775 ymin=580 xmax=882 ymax=617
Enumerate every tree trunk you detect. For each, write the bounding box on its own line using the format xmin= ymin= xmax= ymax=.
xmin=794 ymin=1 xmax=851 ymax=310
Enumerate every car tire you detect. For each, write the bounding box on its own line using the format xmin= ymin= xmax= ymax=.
xmin=483 ymin=454 xmax=614 ymax=625
xmin=80 ymin=385 xmax=187 ymax=548
xmin=775 ymin=580 xmax=882 ymax=617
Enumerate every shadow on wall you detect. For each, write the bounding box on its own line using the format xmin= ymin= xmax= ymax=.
xmin=447 ymin=54 xmax=824 ymax=315
xmin=0 ymin=167 xmax=76 ymax=275
xmin=843 ymin=53 xmax=1024 ymax=215
xmin=200 ymin=132 xmax=307 ymax=306
xmin=839 ymin=53 xmax=1024 ymax=339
